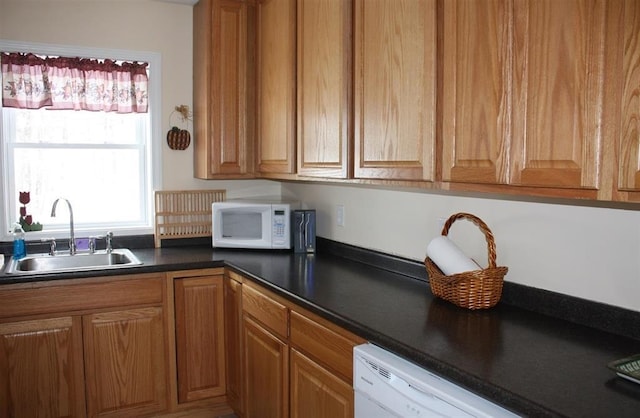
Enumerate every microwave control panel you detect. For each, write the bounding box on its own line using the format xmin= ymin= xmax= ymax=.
xmin=272 ymin=209 xmax=287 ymax=246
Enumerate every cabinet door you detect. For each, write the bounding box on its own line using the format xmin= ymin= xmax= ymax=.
xmin=194 ymin=0 xmax=253 ymax=178
xmin=0 ymin=317 xmax=85 ymax=418
xmin=354 ymin=0 xmax=436 ymax=181
xmin=257 ymin=0 xmax=297 ymax=174
xmin=614 ymin=0 xmax=640 ymax=196
xmin=83 ymin=307 xmax=168 ymax=418
xmin=225 ymin=273 xmax=244 ymax=414
xmin=243 ymin=315 xmax=289 ymax=418
xmin=297 ymin=0 xmax=352 ymax=178
xmin=510 ymin=0 xmax=607 ymax=192
xmin=290 ymin=349 xmax=353 ymax=418
xmin=442 ymin=0 xmax=607 ymax=196
xmin=441 ymin=0 xmax=511 ymax=185
xmin=174 ymin=275 xmax=226 ymax=403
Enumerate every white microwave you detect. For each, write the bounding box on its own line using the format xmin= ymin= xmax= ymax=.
xmin=212 ymin=200 xmax=296 ymax=249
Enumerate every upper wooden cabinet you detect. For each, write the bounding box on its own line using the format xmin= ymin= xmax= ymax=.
xmin=296 ymin=0 xmax=352 ymax=178
xmin=191 ymin=0 xmax=640 ymax=204
xmin=511 ymin=0 xmax=605 ymax=191
xmin=354 ymin=0 xmax=437 ymax=181
xmin=441 ymin=0 xmax=619 ymax=199
xmin=257 ymin=0 xmax=297 ymax=174
xmin=440 ymin=0 xmax=511 ymax=186
xmin=611 ymin=0 xmax=640 ymax=200
xmin=194 ymin=0 xmax=254 ymax=179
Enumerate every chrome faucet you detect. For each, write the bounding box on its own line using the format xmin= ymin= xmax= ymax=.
xmin=105 ymin=231 xmax=113 ymax=253
xmin=51 ymin=198 xmax=76 ymax=255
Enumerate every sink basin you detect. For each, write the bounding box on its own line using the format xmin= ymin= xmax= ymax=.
xmin=4 ymin=249 xmax=143 ymax=275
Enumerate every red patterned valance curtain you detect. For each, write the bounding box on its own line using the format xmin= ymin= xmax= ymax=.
xmin=1 ymin=52 xmax=149 ymax=113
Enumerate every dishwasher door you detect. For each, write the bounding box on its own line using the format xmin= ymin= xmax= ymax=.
xmin=353 ymin=343 xmax=519 ymax=418
xmin=355 ymin=390 xmax=402 ymax=418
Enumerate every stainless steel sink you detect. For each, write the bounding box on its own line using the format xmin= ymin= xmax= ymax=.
xmin=4 ymin=249 xmax=143 ymax=275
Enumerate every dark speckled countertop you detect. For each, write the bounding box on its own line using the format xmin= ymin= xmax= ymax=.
xmin=1 ymin=239 xmax=640 ymax=417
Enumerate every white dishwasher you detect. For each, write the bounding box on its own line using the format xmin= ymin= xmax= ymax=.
xmin=354 ymin=343 xmax=519 ymax=418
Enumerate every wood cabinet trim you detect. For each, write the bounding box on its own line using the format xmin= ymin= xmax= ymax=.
xmin=0 ymin=274 xmax=165 ymax=319
xmin=242 ymin=281 xmax=289 ymax=339
xmin=290 ymin=309 xmax=363 ymax=383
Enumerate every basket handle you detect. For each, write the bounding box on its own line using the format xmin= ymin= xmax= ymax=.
xmin=440 ymin=213 xmax=498 ymax=269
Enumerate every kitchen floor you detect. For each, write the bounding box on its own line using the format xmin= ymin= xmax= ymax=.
xmin=155 ymin=408 xmax=236 ymax=417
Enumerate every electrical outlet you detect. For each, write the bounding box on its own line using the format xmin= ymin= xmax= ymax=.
xmin=337 ymin=205 xmax=345 ymax=227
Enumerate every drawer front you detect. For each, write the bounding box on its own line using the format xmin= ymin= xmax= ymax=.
xmin=242 ymin=283 xmax=288 ymax=339
xmin=290 ymin=310 xmax=360 ymax=383
xmin=0 ymin=274 xmax=165 ymax=319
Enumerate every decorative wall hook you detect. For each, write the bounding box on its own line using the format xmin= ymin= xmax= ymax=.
xmin=174 ymin=104 xmax=192 ymax=122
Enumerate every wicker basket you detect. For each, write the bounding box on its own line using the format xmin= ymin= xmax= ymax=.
xmin=424 ymin=213 xmax=508 ymax=310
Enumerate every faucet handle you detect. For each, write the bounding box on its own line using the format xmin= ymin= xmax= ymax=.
xmin=88 ymin=236 xmax=103 ymax=254
xmin=105 ymin=231 xmax=114 ymax=253
xmin=41 ymin=238 xmax=57 ymax=256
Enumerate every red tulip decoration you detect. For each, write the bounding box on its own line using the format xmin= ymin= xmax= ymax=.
xmin=18 ymin=191 xmax=43 ymax=231
xmin=19 ymin=191 xmax=30 ymax=205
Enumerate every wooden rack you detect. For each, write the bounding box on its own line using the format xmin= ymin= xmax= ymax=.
xmin=154 ymin=189 xmax=226 ymax=247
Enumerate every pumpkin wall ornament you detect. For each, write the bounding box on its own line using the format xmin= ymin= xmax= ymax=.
xmin=167 ymin=104 xmax=192 ymax=150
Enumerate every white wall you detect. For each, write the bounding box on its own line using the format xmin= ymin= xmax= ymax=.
xmin=0 ymin=0 xmax=279 ymax=195
xmin=283 ymin=182 xmax=640 ymax=313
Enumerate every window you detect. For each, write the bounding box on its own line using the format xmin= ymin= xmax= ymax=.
xmin=0 ymin=40 xmax=161 ymax=241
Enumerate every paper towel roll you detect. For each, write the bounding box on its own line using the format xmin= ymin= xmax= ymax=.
xmin=426 ymin=236 xmax=479 ymax=275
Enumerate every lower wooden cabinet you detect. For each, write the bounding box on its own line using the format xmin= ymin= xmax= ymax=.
xmin=0 ymin=267 xmax=364 ymax=418
xmin=237 ymin=278 xmax=365 ymax=418
xmin=0 ymin=316 xmax=86 ymax=418
xmin=243 ymin=315 xmax=289 ymax=418
xmin=0 ymin=273 xmax=169 ymax=418
xmin=173 ymin=273 xmax=226 ymax=403
xmin=224 ymin=271 xmax=244 ymax=414
xmin=83 ymin=307 xmax=168 ymax=418
xmin=290 ymin=348 xmax=353 ymax=418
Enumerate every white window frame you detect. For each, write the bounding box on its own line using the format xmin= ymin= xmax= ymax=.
xmin=0 ymin=39 xmax=162 ymax=241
